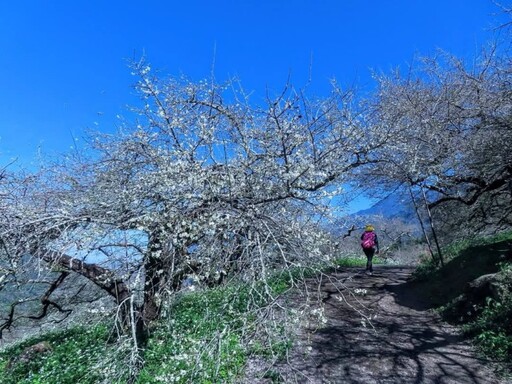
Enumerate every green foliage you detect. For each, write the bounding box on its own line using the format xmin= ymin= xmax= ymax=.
xmin=414 ymin=232 xmax=512 ymax=281
xmin=1 ymin=238 xmax=400 ymax=384
xmin=443 ymin=231 xmax=512 ymax=262
xmin=467 ymin=299 xmax=512 ymax=360
xmin=0 ymin=267 xmax=313 ymax=383
xmin=411 ymin=233 xmax=512 ymax=307
xmin=137 ymin=278 xmax=295 ymax=384
xmin=412 ymin=256 xmax=439 ymax=280
xmin=462 ymin=264 xmax=512 ymax=362
xmin=266 ymin=267 xmax=317 ymax=295
xmin=139 ymin=286 xmax=248 ymax=383
xmin=334 ymin=255 xmax=385 ymax=267
xmin=0 ymin=325 xmax=120 ymax=384
xmin=414 ymin=231 xmax=512 ymax=369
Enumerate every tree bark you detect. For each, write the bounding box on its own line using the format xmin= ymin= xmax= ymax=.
xmin=421 ymin=186 xmax=444 ymax=267
xmin=408 ymin=185 xmax=437 ymax=264
xmin=41 ymin=250 xmax=131 ymax=304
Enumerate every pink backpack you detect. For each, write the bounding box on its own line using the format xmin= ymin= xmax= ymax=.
xmin=361 ymin=231 xmax=376 ymax=249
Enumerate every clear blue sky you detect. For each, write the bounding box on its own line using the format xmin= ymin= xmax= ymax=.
xmin=0 ymin=1 xmax=507 ymax=172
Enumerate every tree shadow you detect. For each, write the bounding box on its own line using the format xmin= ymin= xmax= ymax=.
xmin=303 ymin=314 xmax=496 ymax=384
xmin=384 ymin=240 xmax=511 ymax=312
xmin=275 ymin=265 xmax=503 ymax=383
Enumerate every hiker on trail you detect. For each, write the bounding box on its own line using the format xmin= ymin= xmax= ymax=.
xmin=361 ymin=224 xmax=379 ymax=275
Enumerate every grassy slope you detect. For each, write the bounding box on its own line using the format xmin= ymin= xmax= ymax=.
xmin=411 ymin=232 xmax=512 ymax=370
xmin=0 ymin=253 xmax=381 ymax=383
xmin=412 ymin=235 xmax=512 ymax=307
xmin=0 ymin=290 xmax=254 ymax=383
xmin=2 ymin=237 xmax=509 ymax=383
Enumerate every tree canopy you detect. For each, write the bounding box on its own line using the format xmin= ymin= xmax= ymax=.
xmin=1 ymin=38 xmax=511 ymax=381
xmin=0 ymin=59 xmax=390 ymax=346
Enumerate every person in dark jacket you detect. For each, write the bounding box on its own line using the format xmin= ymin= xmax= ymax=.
xmin=361 ymin=224 xmax=379 ymax=275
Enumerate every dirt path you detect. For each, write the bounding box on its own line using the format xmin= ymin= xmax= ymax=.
xmin=270 ymin=266 xmax=510 ymax=384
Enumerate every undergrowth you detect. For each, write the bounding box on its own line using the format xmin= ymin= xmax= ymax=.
xmin=413 ymin=231 xmax=512 ymax=281
xmin=334 ymin=255 xmax=385 ymax=267
xmin=0 ymin=254 xmax=391 ymax=383
xmin=138 ymin=285 xmax=254 ymax=383
xmin=413 ymin=231 xmax=512 ymax=371
xmin=443 ymin=231 xmax=512 ymax=259
xmin=462 ymin=262 xmax=512 ymax=364
xmin=0 ymin=265 xmax=312 ymax=384
xmin=0 ymin=325 xmax=119 ymax=384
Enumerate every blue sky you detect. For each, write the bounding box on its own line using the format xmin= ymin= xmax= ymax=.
xmin=0 ymin=1 xmax=508 ymax=209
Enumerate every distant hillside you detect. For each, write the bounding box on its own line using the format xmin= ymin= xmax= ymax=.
xmin=355 ymin=192 xmax=415 ymax=222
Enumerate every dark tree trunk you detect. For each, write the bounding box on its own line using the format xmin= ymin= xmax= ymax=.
xmin=139 ymin=231 xmax=173 ymax=342
xmin=41 ymin=250 xmax=131 ymax=303
xmin=408 ymin=185 xmax=437 ymax=264
xmin=40 ymin=250 xmax=133 ymax=330
xmin=421 ymin=186 xmax=444 ymax=267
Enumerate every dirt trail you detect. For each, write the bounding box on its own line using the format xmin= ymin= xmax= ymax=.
xmin=270 ymin=266 xmax=510 ymax=384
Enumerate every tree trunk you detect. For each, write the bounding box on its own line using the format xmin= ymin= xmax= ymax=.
xmin=421 ymin=186 xmax=444 ymax=267
xmin=408 ymin=185 xmax=436 ymax=264
xmin=40 ymin=249 xmax=133 ymax=330
xmin=140 ymin=231 xmax=173 ymax=342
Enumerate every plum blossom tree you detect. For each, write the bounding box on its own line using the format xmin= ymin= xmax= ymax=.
xmin=0 ymin=60 xmax=386 ymax=350
xmin=361 ymin=47 xmax=512 ymax=251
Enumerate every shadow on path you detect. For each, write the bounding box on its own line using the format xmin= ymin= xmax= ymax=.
xmin=271 ymin=266 xmax=508 ymax=384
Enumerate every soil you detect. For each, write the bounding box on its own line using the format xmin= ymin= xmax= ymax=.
xmin=244 ymin=266 xmax=511 ymax=384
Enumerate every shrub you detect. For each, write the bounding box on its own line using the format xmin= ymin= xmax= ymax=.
xmin=463 ymin=264 xmax=512 ymax=362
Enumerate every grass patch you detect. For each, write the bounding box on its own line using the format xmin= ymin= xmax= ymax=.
xmin=443 ymin=231 xmax=512 ymax=261
xmin=0 ymin=269 xmax=302 ymax=384
xmin=461 ymin=262 xmax=512 ymax=364
xmin=138 ymin=286 xmax=251 ymax=383
xmin=411 ymin=232 xmax=512 ymax=307
xmin=334 ymin=255 xmax=385 ymax=267
xmin=138 ymin=272 xmax=304 ymax=383
xmin=2 ymin=257 xmax=369 ymax=383
xmin=0 ymin=324 xmax=122 ymax=384
xmin=410 ymin=231 xmax=512 ymax=371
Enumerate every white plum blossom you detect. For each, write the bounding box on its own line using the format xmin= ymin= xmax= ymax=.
xmin=0 ymin=59 xmax=390 ymax=351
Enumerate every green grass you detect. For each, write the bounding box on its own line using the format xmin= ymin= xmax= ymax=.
xmin=334 ymin=255 xmax=385 ymax=267
xmin=0 ymin=287 xmax=261 ymax=384
xmin=461 ymin=262 xmax=512 ymax=364
xmin=0 ymin=252 xmax=397 ymax=384
xmin=138 ymin=273 xmax=308 ymax=383
xmin=0 ymin=268 xmax=302 ymax=384
xmin=411 ymin=232 xmax=512 ymax=307
xmin=0 ymin=325 xmax=124 ymax=384
xmin=138 ymin=286 xmax=251 ymax=384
